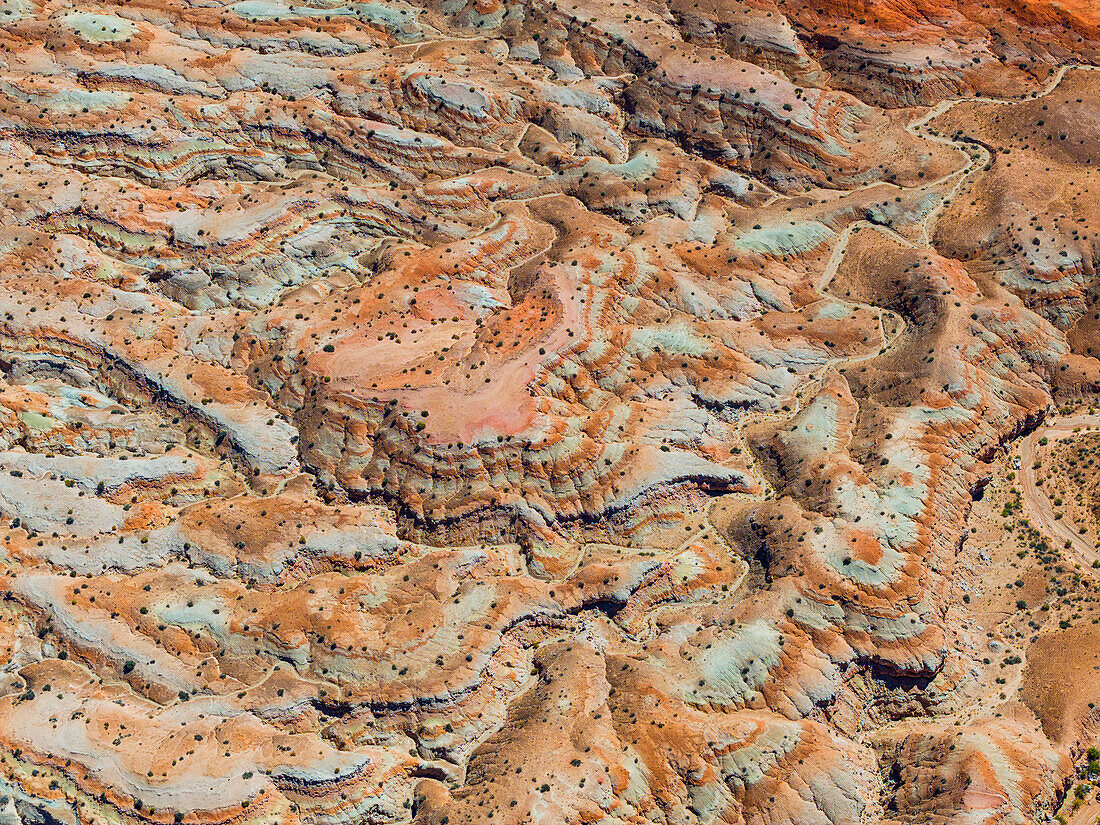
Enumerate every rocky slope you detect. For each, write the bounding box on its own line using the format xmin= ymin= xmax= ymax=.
xmin=1 ymin=1 xmax=1099 ymax=824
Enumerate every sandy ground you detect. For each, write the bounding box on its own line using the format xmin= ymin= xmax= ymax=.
xmin=956 ymin=406 xmax=1100 ymax=782
xmin=1058 ymin=786 xmax=1100 ymax=825
xmin=1018 ymin=414 xmax=1100 ymax=568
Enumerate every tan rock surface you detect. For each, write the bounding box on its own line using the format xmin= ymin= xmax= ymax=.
xmin=0 ymin=1 xmax=1099 ymax=824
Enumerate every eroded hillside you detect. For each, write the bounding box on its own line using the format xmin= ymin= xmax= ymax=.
xmin=1 ymin=1 xmax=1100 ymax=824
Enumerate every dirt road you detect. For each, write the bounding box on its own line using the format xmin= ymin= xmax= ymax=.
xmin=1018 ymin=413 xmax=1100 ymax=564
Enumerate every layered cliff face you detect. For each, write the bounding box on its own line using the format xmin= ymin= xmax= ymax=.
xmin=775 ymin=0 xmax=1100 ymax=106
xmin=1 ymin=1 xmax=1100 ymax=824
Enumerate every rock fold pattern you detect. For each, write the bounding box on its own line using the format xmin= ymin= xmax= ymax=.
xmin=0 ymin=1 xmax=1098 ymax=824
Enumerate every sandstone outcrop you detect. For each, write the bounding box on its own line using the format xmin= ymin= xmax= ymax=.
xmin=1 ymin=0 xmax=1099 ymax=824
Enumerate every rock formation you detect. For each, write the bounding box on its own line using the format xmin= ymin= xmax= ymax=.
xmin=1 ymin=1 xmax=1100 ymax=824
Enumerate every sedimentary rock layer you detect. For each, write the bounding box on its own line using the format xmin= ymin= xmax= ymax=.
xmin=0 ymin=1 xmax=1099 ymax=825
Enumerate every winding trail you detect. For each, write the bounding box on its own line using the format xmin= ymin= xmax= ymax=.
xmin=686 ymin=65 xmax=1095 ymax=556
xmin=1018 ymin=412 xmax=1100 ymax=565
xmin=569 ymin=64 xmax=1098 ymax=639
xmin=820 ymin=65 xmax=1080 ymax=292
